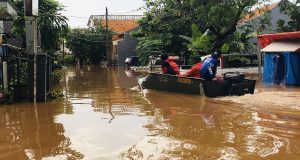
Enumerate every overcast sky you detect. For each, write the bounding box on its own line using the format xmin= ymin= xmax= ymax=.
xmin=57 ymin=0 xmax=145 ymax=28
xmin=58 ymin=0 xmax=283 ymax=28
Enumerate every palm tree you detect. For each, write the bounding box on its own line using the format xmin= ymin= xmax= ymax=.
xmin=38 ymin=0 xmax=69 ymax=54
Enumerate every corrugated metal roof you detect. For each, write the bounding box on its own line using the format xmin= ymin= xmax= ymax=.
xmin=257 ymin=31 xmax=300 ymax=48
xmin=261 ymin=41 xmax=300 ymax=52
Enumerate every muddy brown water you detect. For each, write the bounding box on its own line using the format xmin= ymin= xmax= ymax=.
xmin=0 ymin=66 xmax=300 ymax=160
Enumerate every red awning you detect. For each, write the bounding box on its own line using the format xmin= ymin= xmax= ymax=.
xmin=257 ymin=31 xmax=300 ymax=48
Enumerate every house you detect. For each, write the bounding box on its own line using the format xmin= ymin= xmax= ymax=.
xmin=87 ymin=15 xmax=143 ymax=65
xmin=0 ymin=0 xmax=19 ymax=89
xmin=239 ymin=2 xmax=291 ymax=54
xmin=240 ymin=2 xmax=290 ymax=33
xmin=258 ymin=31 xmax=300 ymax=86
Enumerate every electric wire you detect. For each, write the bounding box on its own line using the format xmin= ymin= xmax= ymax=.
xmin=68 ymin=34 xmax=111 ymax=43
xmin=109 ymin=6 xmax=145 ymax=15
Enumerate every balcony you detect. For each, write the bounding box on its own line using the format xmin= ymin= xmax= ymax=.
xmin=0 ymin=0 xmax=17 ymax=20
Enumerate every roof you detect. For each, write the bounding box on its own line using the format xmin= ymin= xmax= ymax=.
xmin=96 ymin=19 xmax=139 ymax=33
xmin=88 ymin=15 xmax=141 ymax=41
xmin=257 ymin=31 xmax=300 ymax=48
xmin=261 ymin=41 xmax=300 ymax=52
xmin=239 ymin=2 xmax=279 ymax=24
xmin=87 ymin=15 xmax=143 ymax=32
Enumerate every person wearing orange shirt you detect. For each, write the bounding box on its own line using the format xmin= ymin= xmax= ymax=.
xmin=161 ymin=53 xmax=180 ymax=75
xmin=180 ymin=55 xmax=202 ymax=78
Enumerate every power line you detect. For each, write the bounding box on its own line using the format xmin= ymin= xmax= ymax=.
xmin=69 ymin=34 xmax=110 ymax=43
xmin=109 ymin=6 xmax=145 ymax=15
xmin=65 ymin=15 xmax=90 ymax=19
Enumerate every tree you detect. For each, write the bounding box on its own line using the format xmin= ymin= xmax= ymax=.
xmin=277 ymin=0 xmax=300 ymax=32
xmin=134 ymin=0 xmax=199 ymax=55
xmin=135 ymin=37 xmax=163 ymax=65
xmin=179 ymin=24 xmax=211 ymax=60
xmin=66 ymin=25 xmax=111 ymax=64
xmin=135 ymin=0 xmax=269 ymax=63
xmin=12 ymin=0 xmax=68 ymax=54
xmin=38 ymin=0 xmax=69 ymax=53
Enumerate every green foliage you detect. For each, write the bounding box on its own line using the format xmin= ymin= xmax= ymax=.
xmin=277 ymin=0 xmax=300 ymax=32
xmin=221 ymin=43 xmax=229 ymax=53
xmin=38 ymin=0 xmax=69 ymax=53
xmin=51 ymin=69 xmax=62 ymax=84
xmin=64 ymin=54 xmax=75 ymax=64
xmin=135 ymin=37 xmax=163 ymax=65
xmin=228 ymin=56 xmax=251 ymax=67
xmin=136 ymin=0 xmax=269 ymax=64
xmin=0 ymin=85 xmax=13 ymax=104
xmin=228 ymin=26 xmax=256 ymax=53
xmin=12 ymin=0 xmax=69 ymax=53
xmin=66 ymin=25 xmax=111 ymax=64
xmin=186 ymin=25 xmax=212 ymax=53
xmin=48 ymin=89 xmax=64 ymax=99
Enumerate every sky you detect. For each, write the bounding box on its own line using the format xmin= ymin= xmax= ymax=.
xmin=58 ymin=0 xmax=286 ymax=28
xmin=57 ymin=0 xmax=146 ymax=28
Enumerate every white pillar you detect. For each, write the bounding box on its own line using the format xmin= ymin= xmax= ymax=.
xmin=3 ymin=62 xmax=7 ymax=89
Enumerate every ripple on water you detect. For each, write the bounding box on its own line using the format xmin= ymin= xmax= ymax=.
xmin=218 ymin=91 xmax=300 ymax=112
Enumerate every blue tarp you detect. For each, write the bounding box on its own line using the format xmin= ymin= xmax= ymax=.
xmin=264 ymin=52 xmax=300 ymax=85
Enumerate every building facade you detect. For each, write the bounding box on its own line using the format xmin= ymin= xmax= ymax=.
xmin=239 ymin=2 xmax=291 ymax=54
xmin=87 ymin=15 xmax=143 ymax=65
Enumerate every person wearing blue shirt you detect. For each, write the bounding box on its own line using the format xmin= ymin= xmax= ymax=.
xmin=200 ymin=50 xmax=221 ymax=80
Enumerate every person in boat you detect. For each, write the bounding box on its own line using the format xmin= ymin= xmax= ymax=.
xmin=161 ymin=53 xmax=180 ymax=75
xmin=179 ymin=55 xmax=202 ymax=78
xmin=200 ymin=50 xmax=222 ymax=81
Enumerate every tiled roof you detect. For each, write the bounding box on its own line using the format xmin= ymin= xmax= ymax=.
xmin=93 ymin=19 xmax=139 ymax=33
xmin=240 ymin=2 xmax=280 ymax=24
xmin=93 ymin=19 xmax=139 ymax=41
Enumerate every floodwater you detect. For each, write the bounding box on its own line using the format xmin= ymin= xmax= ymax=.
xmin=1 ymin=66 xmax=300 ymax=160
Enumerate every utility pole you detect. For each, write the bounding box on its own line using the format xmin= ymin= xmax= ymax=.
xmin=106 ymin=7 xmax=109 ymax=41
xmin=25 ymin=0 xmax=44 ymax=103
xmin=105 ymin=7 xmax=110 ymax=65
xmin=33 ymin=18 xmax=38 ymax=103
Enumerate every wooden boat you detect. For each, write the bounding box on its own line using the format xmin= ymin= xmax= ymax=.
xmin=140 ymin=72 xmax=256 ymax=97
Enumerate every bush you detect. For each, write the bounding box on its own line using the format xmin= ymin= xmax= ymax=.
xmin=64 ymin=54 xmax=75 ymax=64
xmin=0 ymin=86 xmax=13 ymax=104
xmin=48 ymin=89 xmax=64 ymax=99
xmin=51 ymin=70 xmax=63 ymax=84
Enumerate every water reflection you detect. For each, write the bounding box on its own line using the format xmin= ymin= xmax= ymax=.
xmin=121 ymin=82 xmax=300 ymax=159
xmin=0 ymin=66 xmax=300 ymax=160
xmin=0 ymin=101 xmax=83 ymax=160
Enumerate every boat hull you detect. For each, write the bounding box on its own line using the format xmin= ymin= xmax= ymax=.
xmin=140 ymin=73 xmax=256 ymax=97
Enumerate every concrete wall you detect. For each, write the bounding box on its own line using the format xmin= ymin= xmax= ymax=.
xmin=245 ymin=6 xmax=290 ymax=33
xmin=117 ymin=28 xmax=138 ymax=66
xmin=239 ymin=6 xmax=291 ymax=54
xmin=0 ymin=0 xmax=17 ymax=20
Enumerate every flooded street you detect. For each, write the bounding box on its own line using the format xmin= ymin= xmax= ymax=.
xmin=1 ymin=66 xmax=300 ymax=160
